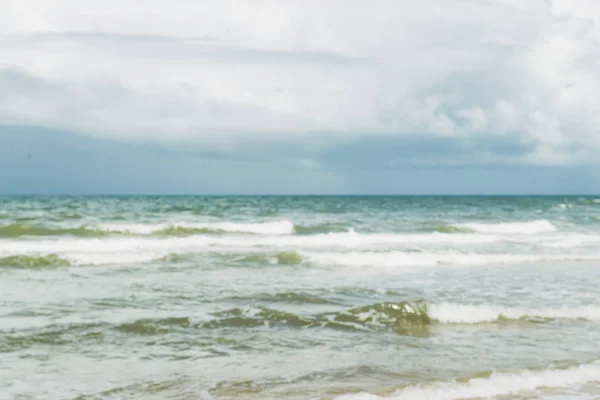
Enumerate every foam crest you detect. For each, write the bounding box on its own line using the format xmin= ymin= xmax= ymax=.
xmin=335 ymin=362 xmax=600 ymax=400
xmin=429 ymin=302 xmax=600 ymax=323
xmin=457 ymin=219 xmax=557 ymax=234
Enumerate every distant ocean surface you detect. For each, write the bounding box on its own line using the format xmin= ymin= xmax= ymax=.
xmin=2 ymin=196 xmax=600 ymax=399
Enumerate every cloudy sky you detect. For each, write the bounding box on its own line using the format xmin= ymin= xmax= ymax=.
xmin=1 ymin=0 xmax=599 ymax=194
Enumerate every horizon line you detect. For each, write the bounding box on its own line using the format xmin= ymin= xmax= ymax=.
xmin=0 ymin=193 xmax=598 ymax=197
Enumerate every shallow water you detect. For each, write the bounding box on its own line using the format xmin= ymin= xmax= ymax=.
xmin=1 ymin=196 xmax=600 ymax=399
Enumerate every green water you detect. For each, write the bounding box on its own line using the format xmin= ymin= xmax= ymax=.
xmin=1 ymin=196 xmax=600 ymax=399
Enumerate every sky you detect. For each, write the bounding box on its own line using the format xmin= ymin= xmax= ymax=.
xmin=1 ymin=0 xmax=600 ymax=194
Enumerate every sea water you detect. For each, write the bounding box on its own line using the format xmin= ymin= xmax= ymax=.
xmin=1 ymin=196 xmax=600 ymax=399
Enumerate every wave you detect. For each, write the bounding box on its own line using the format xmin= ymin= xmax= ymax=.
xmin=331 ymin=302 xmax=600 ymax=327
xmin=0 ymin=250 xmax=305 ymax=267
xmin=302 ymin=251 xmax=600 ymax=268
xmin=321 ymin=302 xmax=431 ymax=330
xmin=0 ymin=242 xmax=600 ymax=268
xmin=205 ymin=306 xmax=314 ymax=329
xmin=98 ymin=220 xmax=295 ymax=235
xmin=1 ymin=322 xmax=105 ymax=352
xmin=0 ymin=250 xmax=168 ymax=267
xmin=0 ymin=223 xmax=110 ymax=238
xmin=0 ymin=220 xmax=296 ymax=238
xmin=202 ymin=302 xmax=431 ymax=331
xmin=335 ymin=361 xmax=600 ymax=400
xmin=0 ymin=234 xmax=466 ymax=263
xmin=7 ymin=303 xmax=426 ymax=342
xmin=224 ymin=291 xmax=341 ymax=305
xmin=7 ymin=302 xmax=600 ymax=348
xmin=232 ymin=251 xmax=304 ymax=265
xmin=115 ymin=317 xmax=192 ymax=335
xmin=0 ymin=254 xmax=72 ymax=268
xmin=430 ymin=224 xmax=468 ymax=233
xmin=428 ymin=302 xmax=600 ymax=323
xmin=205 ymin=301 xmax=600 ymax=331
xmin=2 ymin=225 xmax=599 ymax=268
xmin=293 ymin=223 xmax=349 ymax=235
xmin=455 ymin=219 xmax=557 ymax=234
xmin=0 ymin=219 xmax=564 ymax=241
xmin=0 ymin=220 xmax=350 ymax=238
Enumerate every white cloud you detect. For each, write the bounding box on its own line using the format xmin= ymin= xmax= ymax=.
xmin=0 ymin=0 xmax=599 ymax=164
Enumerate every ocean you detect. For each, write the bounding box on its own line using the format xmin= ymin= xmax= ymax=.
xmin=1 ymin=196 xmax=600 ymax=399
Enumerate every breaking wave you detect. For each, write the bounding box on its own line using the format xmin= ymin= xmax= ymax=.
xmin=169 ymin=302 xmax=600 ymax=332
xmin=455 ymin=219 xmax=557 ymax=234
xmin=428 ymin=302 xmax=600 ymax=323
xmin=0 ymin=220 xmax=296 ymax=238
xmin=7 ymin=301 xmax=600 ymax=351
xmin=0 ymin=220 xmax=350 ymax=238
xmin=0 ymin=219 xmax=561 ymax=240
xmin=3 ymin=239 xmax=600 ymax=267
xmin=201 ymin=302 xmax=431 ymax=331
xmin=321 ymin=302 xmax=431 ymax=330
xmin=335 ymin=361 xmax=600 ymax=400
xmin=208 ymin=302 xmax=600 ymax=330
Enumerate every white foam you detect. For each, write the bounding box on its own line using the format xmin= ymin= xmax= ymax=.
xmin=0 ymin=237 xmax=188 ymax=265
xmin=2 ymin=232 xmax=600 ymax=266
xmin=302 ymin=251 xmax=600 ymax=268
xmin=0 ymin=232 xmax=500 ymax=259
xmin=457 ymin=219 xmax=557 ymax=234
xmin=335 ymin=362 xmax=600 ymax=400
xmin=429 ymin=302 xmax=600 ymax=323
xmin=96 ymin=220 xmax=295 ymax=235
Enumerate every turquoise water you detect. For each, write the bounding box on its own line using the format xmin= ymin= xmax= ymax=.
xmin=1 ymin=196 xmax=600 ymax=399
